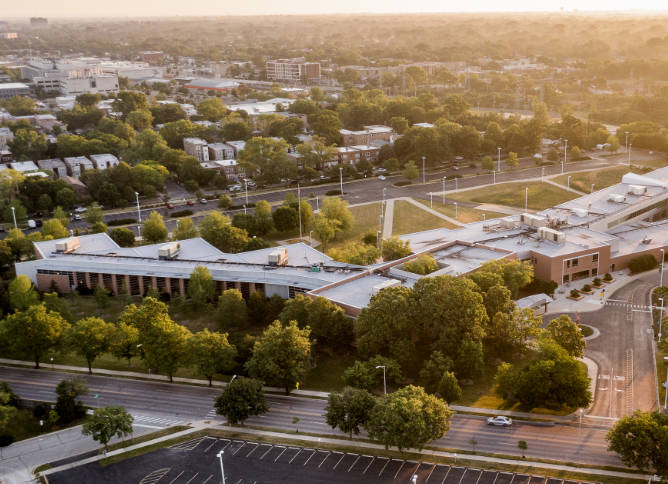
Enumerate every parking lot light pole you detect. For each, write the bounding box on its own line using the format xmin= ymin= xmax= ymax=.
xmin=422 ymin=156 xmax=426 ymax=185
xmin=244 ymin=180 xmax=249 ymax=206
xmin=135 ymin=192 xmax=141 ymax=237
xmin=497 ymin=146 xmax=501 ymax=172
xmin=429 ymin=192 xmax=433 ymax=208
xmin=10 ymin=206 xmax=16 ymax=229
xmin=442 ymin=177 xmax=446 ymax=204
xmin=567 ymin=176 xmax=571 ymax=191
xmin=454 ymin=202 xmax=458 ymax=219
xmin=493 ymin=170 xmax=496 ymax=184
xmin=217 ymin=451 xmax=226 ymax=484
xmin=628 ymin=143 xmax=632 ymax=165
xmin=658 ymin=297 xmax=664 ymax=342
xmin=375 ymin=365 xmax=386 ymax=395
xmin=660 ymin=248 xmax=665 ymax=288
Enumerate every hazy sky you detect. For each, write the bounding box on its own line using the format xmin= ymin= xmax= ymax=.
xmin=4 ymin=0 xmax=668 ymax=17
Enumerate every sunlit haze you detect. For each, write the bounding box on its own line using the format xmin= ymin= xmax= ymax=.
xmin=4 ymin=0 xmax=668 ymax=17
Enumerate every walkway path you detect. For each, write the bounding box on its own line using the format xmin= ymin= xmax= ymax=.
xmin=401 ymin=197 xmax=464 ymax=227
xmin=544 ymin=178 xmax=588 ymax=196
xmin=382 ymin=199 xmax=394 ymax=239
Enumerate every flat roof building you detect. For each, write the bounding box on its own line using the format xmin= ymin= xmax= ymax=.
xmin=89 ymin=153 xmax=120 ymax=170
xmin=0 ymin=82 xmax=30 ymax=100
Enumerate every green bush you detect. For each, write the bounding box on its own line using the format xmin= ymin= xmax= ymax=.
xmin=170 ymin=209 xmax=193 ymax=218
xmin=593 ymin=277 xmax=602 ymax=286
xmin=394 ymin=181 xmax=412 ymax=187
xmin=325 ymin=189 xmax=342 ymax=196
xmin=628 ymin=254 xmax=658 ymax=274
xmin=603 ymin=272 xmax=613 ymax=281
xmin=404 ymin=254 xmax=439 ymax=275
xmin=582 ymin=284 xmax=592 ymax=292
xmin=522 ymin=278 xmax=558 ymax=297
xmin=107 ymin=218 xmax=137 ymax=226
xmin=570 ymin=289 xmax=580 ymax=298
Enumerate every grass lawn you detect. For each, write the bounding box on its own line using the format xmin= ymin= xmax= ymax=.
xmin=447 ymin=182 xmax=578 ymax=211
xmin=328 ymin=202 xmax=383 ymax=249
xmin=633 ymin=157 xmax=668 ymax=169
xmin=551 ymin=166 xmax=652 ymax=193
xmin=392 ymin=200 xmax=452 ymax=235
xmin=657 ymin=342 xmax=667 ymax=408
xmin=416 ymin=198 xmax=506 ymax=224
xmin=302 ymin=351 xmax=358 ymax=391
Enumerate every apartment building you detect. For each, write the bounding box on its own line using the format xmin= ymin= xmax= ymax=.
xmin=21 ymin=60 xmax=119 ymax=96
xmin=266 ymin=59 xmax=321 ymax=82
xmin=37 ymin=159 xmax=68 ymax=178
xmin=208 ymin=143 xmax=235 ymax=161
xmin=339 ymin=125 xmax=395 ymax=147
xmin=183 ymin=138 xmax=210 ymax=162
xmin=89 ymin=154 xmax=120 ymax=170
xmin=63 ymin=156 xmax=94 ymax=178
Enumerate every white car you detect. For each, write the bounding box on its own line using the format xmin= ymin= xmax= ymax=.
xmin=229 ymin=184 xmax=242 ymax=192
xmin=244 ymin=180 xmax=256 ymax=188
xmin=487 ymin=416 xmax=512 ymax=426
xmin=74 ymin=206 xmax=87 ymax=213
xmin=378 ymin=175 xmax=386 ymax=180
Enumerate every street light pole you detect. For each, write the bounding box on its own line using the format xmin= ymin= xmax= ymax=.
xmin=591 ymin=183 xmax=595 ymax=194
xmin=454 ymin=201 xmax=458 ymax=219
xmin=442 ymin=177 xmax=446 ymax=205
xmin=429 ymin=192 xmax=433 ymax=208
xmin=493 ymin=170 xmax=496 ymax=184
xmin=10 ymin=206 xmax=16 ymax=229
xmin=497 ymin=146 xmax=501 ymax=172
xmin=567 ymin=176 xmax=571 ymax=191
xmin=628 ymin=143 xmax=632 ymax=166
xmin=541 ymin=167 xmax=544 ymax=182
xmin=625 ymin=131 xmax=629 ymax=153
xmin=217 ymin=451 xmax=226 ymax=484
xmin=244 ymin=179 xmax=249 ymax=206
xmin=375 ymin=365 xmax=386 ymax=395
xmin=455 ymin=178 xmax=458 ymax=192
xmin=658 ymin=297 xmax=664 ymax=342
xmin=660 ymin=248 xmax=665 ymax=288
xmin=563 ymin=139 xmax=568 ymax=174
xmin=525 ymin=186 xmax=528 ymax=211
xmin=135 ymin=192 xmax=141 ymax=237
xmin=422 ymin=156 xmax=426 ymax=185
xmin=339 ymin=167 xmax=343 ymax=196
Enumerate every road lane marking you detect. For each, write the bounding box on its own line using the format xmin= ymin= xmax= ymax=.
xmin=139 ymin=467 xmax=170 ymax=484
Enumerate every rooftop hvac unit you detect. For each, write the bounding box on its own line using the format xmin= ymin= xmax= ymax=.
xmin=158 ymin=242 xmax=180 ymax=260
xmin=573 ymin=208 xmax=588 ymax=218
xmin=371 ymin=279 xmax=401 ymax=296
xmin=501 ymin=217 xmax=520 ymax=229
xmin=55 ymin=237 xmax=80 ymax=253
xmin=628 ymin=185 xmax=647 ymax=196
xmin=608 ymin=193 xmax=626 ymax=203
xmin=268 ymin=248 xmax=288 ymax=266
xmin=538 ymin=227 xmax=566 ymax=244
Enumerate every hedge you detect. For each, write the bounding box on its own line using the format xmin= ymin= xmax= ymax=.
xmin=107 ymin=218 xmax=137 ymax=226
xmin=628 ymin=254 xmax=658 ymax=274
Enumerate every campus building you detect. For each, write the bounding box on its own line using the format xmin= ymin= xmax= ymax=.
xmin=14 ymin=168 xmax=668 ymax=316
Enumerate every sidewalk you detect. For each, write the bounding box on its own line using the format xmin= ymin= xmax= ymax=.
xmin=403 ymin=197 xmax=464 ymax=227
xmin=0 ymin=422 xmax=158 ymax=484
xmin=0 ymin=359 xmax=582 ymax=421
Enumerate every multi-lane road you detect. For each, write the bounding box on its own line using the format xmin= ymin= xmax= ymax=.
xmin=0 ymin=365 xmax=622 ymax=467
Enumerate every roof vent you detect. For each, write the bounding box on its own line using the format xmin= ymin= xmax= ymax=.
xmin=608 ymin=193 xmax=626 ymax=203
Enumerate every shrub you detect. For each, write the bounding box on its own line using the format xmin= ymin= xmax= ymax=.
xmin=582 ymin=284 xmax=592 ymax=292
xmin=394 ymin=181 xmax=411 ymax=187
xmin=522 ymin=278 xmax=558 ymax=297
xmin=325 ymin=189 xmax=342 ymax=196
xmin=570 ymin=289 xmax=580 ymax=298
xmin=628 ymin=254 xmax=658 ymax=274
xmin=593 ymin=277 xmax=602 ymax=286
xmin=603 ymin=272 xmax=613 ymax=281
xmin=170 ymin=209 xmax=193 ymax=218
xmin=107 ymin=218 xmax=137 ymax=226
xmin=404 ymin=254 xmax=438 ymax=275
xmin=362 ymin=232 xmax=377 ymax=245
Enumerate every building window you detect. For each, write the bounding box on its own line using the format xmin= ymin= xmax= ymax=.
xmin=592 ymin=254 xmax=599 ymax=262
xmin=566 ymin=260 xmax=571 ymax=268
xmin=572 ymin=258 xmax=579 ymax=267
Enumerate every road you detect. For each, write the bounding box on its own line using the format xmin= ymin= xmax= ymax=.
xmin=0 ymin=366 xmax=622 ymax=467
xmin=546 ymin=275 xmax=658 ymax=420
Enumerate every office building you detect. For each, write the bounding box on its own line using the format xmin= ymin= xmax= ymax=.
xmin=0 ymin=82 xmax=30 ymax=100
xmin=339 ymin=125 xmax=395 ymax=147
xmin=266 ymin=59 xmax=321 ymax=81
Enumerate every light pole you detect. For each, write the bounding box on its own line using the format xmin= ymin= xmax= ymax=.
xmin=591 ymin=183 xmax=595 ymax=194
xmin=375 ymin=365 xmax=386 ymax=395
xmin=309 ymin=230 xmax=313 ymax=245
xmin=455 ymin=178 xmax=458 ymax=192
xmin=625 ymin=131 xmax=629 ymax=153
xmin=541 ymin=167 xmax=544 ymax=182
xmin=135 ymin=192 xmax=141 ymax=237
xmin=482 ymin=212 xmax=486 ymax=222
xmin=442 ymin=177 xmax=446 ymax=205
xmin=562 ymin=139 xmax=568 ymax=174
xmin=493 ymin=170 xmax=496 ymax=184
xmin=525 ymin=186 xmax=528 ymax=211
xmin=315 ymin=196 xmax=319 ymax=212
xmin=578 ymin=408 xmax=583 ymax=436
xmin=243 ymin=204 xmax=246 ymax=215
xmin=628 ymin=143 xmax=632 ymax=166
xmin=454 ymin=201 xmax=458 ymax=219
xmin=339 ymin=167 xmax=343 ymax=196
xmin=567 ymin=175 xmax=571 ymax=191
xmin=216 ymin=451 xmax=226 ymax=484
xmin=497 ymin=146 xmax=501 ymax=172
xmin=421 ymin=156 xmax=426 ymax=185
xmin=660 ymin=249 xmax=665 ymax=288
xmin=658 ymin=297 xmax=664 ymax=342
xmin=10 ymin=206 xmax=16 ymax=229
xmin=244 ymin=179 xmax=249 ymax=206
xmin=429 ymin=192 xmax=433 ymax=208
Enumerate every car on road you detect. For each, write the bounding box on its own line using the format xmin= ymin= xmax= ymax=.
xmin=487 ymin=416 xmax=512 ymax=426
xmin=200 ymin=198 xmax=208 ymax=204
xmin=229 ymin=184 xmax=242 ymax=192
xmin=73 ymin=214 xmax=82 ymax=221
xmin=74 ymin=206 xmax=87 ymax=213
xmin=378 ymin=175 xmax=386 ymax=180
xmin=244 ymin=179 xmax=256 ymax=188
xmin=186 ymin=200 xmax=195 ymax=206
xmin=373 ymin=167 xmax=387 ymax=173
xmin=167 ymin=203 xmax=174 ymax=209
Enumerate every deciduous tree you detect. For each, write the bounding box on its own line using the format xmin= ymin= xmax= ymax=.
xmin=187 ymin=329 xmax=237 ymax=386
xmin=8 ymin=274 xmax=39 ymax=311
xmin=142 ymin=211 xmax=168 ymax=243
xmin=67 ymin=317 xmax=114 ymax=374
xmin=325 ymin=387 xmax=376 ymax=438
xmin=82 ymin=406 xmax=134 ymax=451
xmin=214 ymin=377 xmax=268 ymax=425
xmin=187 ymin=266 xmax=215 ymax=306
xmin=548 ymin=315 xmax=585 ymax=357
xmin=173 ymin=217 xmax=198 ymax=240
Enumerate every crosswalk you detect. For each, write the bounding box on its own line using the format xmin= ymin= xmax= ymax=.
xmin=132 ymin=414 xmax=188 ymax=428
xmin=604 ymin=300 xmax=652 ymax=311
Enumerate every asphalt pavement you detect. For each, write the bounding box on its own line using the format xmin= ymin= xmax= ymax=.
xmin=0 ymin=366 xmax=622 ymax=467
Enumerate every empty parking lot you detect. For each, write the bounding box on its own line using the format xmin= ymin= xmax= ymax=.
xmin=48 ymin=436 xmax=599 ymax=484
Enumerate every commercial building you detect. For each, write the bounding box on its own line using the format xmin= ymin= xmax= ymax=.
xmin=183 ymin=79 xmax=239 ymax=94
xmin=140 ymin=51 xmax=164 ymax=64
xmin=0 ymin=82 xmax=30 ymax=100
xmin=266 ymin=59 xmax=321 ymax=82
xmin=183 ymin=138 xmax=210 ymax=162
xmin=21 ymin=59 xmax=119 ymax=96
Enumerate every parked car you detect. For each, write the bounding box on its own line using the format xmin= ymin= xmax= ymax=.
xmin=378 ymin=175 xmax=386 ymax=180
xmin=373 ymin=167 xmax=387 ymax=173
xmin=74 ymin=206 xmax=87 ymax=213
xmin=229 ymin=184 xmax=242 ymax=192
xmin=186 ymin=200 xmax=195 ymax=206
xmin=73 ymin=214 xmax=82 ymax=221
xmin=167 ymin=203 xmax=175 ymax=209
xmin=487 ymin=416 xmax=512 ymax=427
xmin=200 ymin=198 xmax=208 ymax=204
xmin=35 ymin=219 xmax=43 ymax=227
xmin=244 ymin=180 xmax=256 ymax=188
xmin=27 ymin=219 xmax=37 ymax=228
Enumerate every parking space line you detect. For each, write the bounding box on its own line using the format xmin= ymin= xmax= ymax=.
xmin=303 ymin=450 xmax=317 ymax=466
xmin=363 ymin=456 xmax=375 ymax=474
xmin=459 ymin=468 xmax=468 ymax=484
xmin=203 ymin=439 xmax=217 ymax=453
xmin=393 ymin=460 xmax=406 ymax=479
xmin=168 ymin=471 xmax=184 ymax=484
xmin=183 ymin=472 xmax=198 ymax=484
xmin=289 ymin=449 xmax=303 ymax=464
xmin=379 ymin=458 xmax=391 ymax=476
xmin=424 ymin=464 xmax=436 ymax=482
xmin=492 ymin=472 xmax=499 ymax=484
xmin=508 ymin=473 xmax=515 ymax=484
xmin=347 ymin=455 xmax=361 ymax=472
xmin=245 ymin=443 xmax=260 ymax=458
xmin=332 ymin=453 xmax=347 ymax=470
xmin=232 ymin=442 xmax=247 ymax=456
xmin=259 ymin=445 xmax=274 ymax=460
xmin=441 ymin=466 xmax=452 ymax=484
xmin=138 ymin=467 xmax=171 ymax=484
xmin=474 ymin=469 xmax=483 ymax=484
xmin=219 ymin=439 xmax=232 ymax=452
xmin=201 ymin=475 xmax=213 ymax=484
xmin=318 ymin=451 xmax=333 ymax=468
xmin=407 ymin=462 xmax=420 ymax=480
xmin=274 ymin=447 xmax=288 ymax=463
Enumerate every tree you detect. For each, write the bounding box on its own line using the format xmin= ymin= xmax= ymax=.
xmin=8 ymin=274 xmax=39 ymax=311
xmin=126 ymin=109 xmax=153 ymax=131
xmin=214 ymin=377 xmax=268 ymax=425
xmin=8 ymin=129 xmax=48 ymax=160
xmin=481 ymin=155 xmax=494 ymax=171
xmin=381 ymin=237 xmax=411 ymax=261
xmin=296 ymin=137 xmax=337 ymax=170
xmin=454 ymin=339 xmax=484 ymax=380
xmin=402 ymin=160 xmax=419 ymax=181
xmin=507 ymin=152 xmax=519 ymax=168
xmin=217 ymin=289 xmax=249 ymax=330
xmin=187 ymin=266 xmax=215 ymax=306
xmin=487 ymin=307 xmax=542 ymax=356
xmin=55 ymin=378 xmax=88 ymax=424
xmin=606 ymin=411 xmax=668 ymax=480
xmin=253 ymin=200 xmax=274 ymax=236
xmin=246 ymin=320 xmax=312 ymax=394
xmin=110 ymin=321 xmax=139 ymax=365
xmin=198 ymin=98 xmax=227 ymax=122
xmin=82 ymin=406 xmax=134 ymax=451
xmin=85 ymin=202 xmax=104 ymax=224
xmin=313 ymin=216 xmax=339 ymax=248
xmin=388 ymin=116 xmax=409 ymax=135
xmin=437 ymin=371 xmax=462 ymax=403
xmin=328 ymin=243 xmax=379 ymax=265
xmin=279 ymin=295 xmax=352 ymax=349
xmin=113 ymin=91 xmax=148 ymax=116
xmin=404 ymin=254 xmax=438 ymax=275
xmin=187 ymin=329 xmax=237 ymax=386
xmin=342 ymin=356 xmax=403 ymax=391
xmin=0 ymin=304 xmax=69 ymax=368
xmin=53 ymin=206 xmax=69 ymax=226
xmin=142 ymin=211 xmax=168 ymax=243
xmin=474 ymin=259 xmax=533 ymax=298
xmin=199 ymin=212 xmax=249 ymax=253
xmin=518 ymin=440 xmax=528 ymax=459
xmin=548 ymin=315 xmax=586 ymax=357
xmin=418 ymin=350 xmax=454 ymax=394
xmin=320 ymin=197 xmax=353 ymax=235
xmin=607 ymin=135 xmax=621 ymax=153
xmin=67 ymin=317 xmax=114 ymax=374
xmin=238 ymin=137 xmax=293 ymax=183
xmin=142 ymin=316 xmax=191 ymax=382
xmin=272 ymin=206 xmax=298 ymax=232
xmin=2 ymin=96 xmax=35 ymax=116
xmin=42 ymin=218 xmax=69 ymax=239
xmin=109 ymin=227 xmax=135 ymax=247
xmin=354 ymin=287 xmax=417 ymax=366
xmin=172 ymin=217 xmax=198 ymax=240
xmin=91 ymin=222 xmax=108 ymax=234
xmin=366 ymin=385 xmax=453 ymax=451
xmin=325 ymin=387 xmax=376 ymax=438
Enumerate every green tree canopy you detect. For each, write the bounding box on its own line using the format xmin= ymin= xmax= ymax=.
xmin=173 ymin=217 xmax=198 ymax=240
xmin=217 ymin=288 xmax=249 ymax=330
xmin=199 ymin=212 xmax=249 ymax=253
xmin=142 ymin=211 xmax=168 ymax=243
xmin=67 ymin=317 xmax=114 ymax=374
xmin=187 ymin=265 xmax=216 ymax=306
xmin=548 ymin=315 xmax=586 ymax=357
xmin=186 ymin=329 xmax=237 ymax=386
xmin=279 ymin=295 xmax=352 ymax=349
xmin=8 ymin=274 xmax=39 ymax=311
xmin=82 ymin=406 xmax=134 ymax=451
xmin=214 ymin=377 xmax=268 ymax=425
xmin=381 ymin=237 xmax=411 ymax=261
xmin=42 ymin=218 xmax=69 ymax=239
xmin=325 ymin=387 xmax=376 ymax=438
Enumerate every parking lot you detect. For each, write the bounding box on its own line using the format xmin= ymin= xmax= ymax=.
xmin=48 ymin=436 xmax=600 ymax=484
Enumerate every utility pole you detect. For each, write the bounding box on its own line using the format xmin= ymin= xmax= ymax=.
xmin=297 ymin=184 xmax=302 ymax=240
xmin=493 ymin=170 xmax=496 ymax=184
xmin=658 ymin=297 xmax=664 ymax=342
xmin=217 ymin=451 xmax=226 ymax=484
xmin=10 ymin=206 xmax=16 ymax=229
